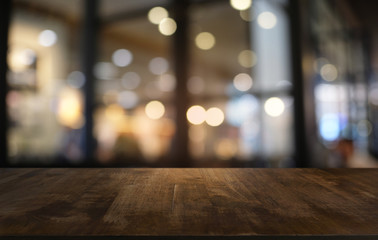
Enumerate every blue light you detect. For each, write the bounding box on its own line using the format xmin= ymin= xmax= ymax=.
xmin=319 ymin=114 xmax=340 ymax=141
xmin=226 ymin=94 xmax=259 ymax=126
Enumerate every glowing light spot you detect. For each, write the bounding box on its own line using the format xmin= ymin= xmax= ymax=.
xmin=233 ymin=73 xmax=253 ymax=92
xmin=8 ymin=48 xmax=36 ymax=71
xmin=121 ymin=72 xmax=141 ymax=90
xmin=94 ymin=62 xmax=118 ymax=80
xmin=264 ymin=97 xmax=285 ymax=117
xmin=157 ymin=73 xmax=176 ymax=92
xmin=105 ymin=104 xmax=124 ymax=122
xmin=38 ymin=30 xmax=57 ymax=47
xmin=187 ymin=76 xmax=205 ymax=94
xmin=149 ymin=57 xmax=169 ymax=75
xmin=230 ymin=0 xmax=252 ymax=11
xmin=195 ymin=32 xmax=216 ymax=50
xmin=112 ymin=49 xmax=133 ymax=67
xmin=205 ymin=107 xmax=224 ymax=127
xmin=148 ymin=7 xmax=168 ymax=24
xmin=118 ymin=91 xmax=139 ymax=109
xmin=21 ymin=49 xmax=36 ymax=65
xmin=238 ymin=50 xmax=257 ymax=68
xmin=319 ymin=114 xmax=340 ymax=141
xmin=145 ymin=101 xmax=165 ymax=120
xmin=315 ymin=84 xmax=347 ymax=102
xmin=320 ymin=64 xmax=338 ymax=81
xmin=187 ymin=105 xmax=206 ymax=125
xmin=67 ymin=71 xmax=85 ymax=88
xmin=57 ymin=88 xmax=83 ymax=129
xmin=257 ymin=12 xmax=277 ymax=29
xmin=158 ymin=18 xmax=177 ymax=36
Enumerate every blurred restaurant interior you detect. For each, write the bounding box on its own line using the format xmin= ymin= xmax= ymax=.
xmin=1 ymin=0 xmax=378 ymax=168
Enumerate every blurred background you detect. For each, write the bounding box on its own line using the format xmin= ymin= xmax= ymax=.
xmin=1 ymin=0 xmax=378 ymax=167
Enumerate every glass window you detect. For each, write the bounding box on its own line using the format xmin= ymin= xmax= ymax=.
xmin=8 ymin=0 xmax=84 ymax=164
xmin=187 ymin=0 xmax=293 ymax=167
xmin=307 ymin=0 xmax=374 ymax=167
xmin=95 ymin=0 xmax=174 ymax=165
xmin=6 ymin=0 xmax=295 ymax=167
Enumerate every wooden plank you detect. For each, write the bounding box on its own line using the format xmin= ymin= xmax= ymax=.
xmin=0 ymin=168 xmax=377 ymax=238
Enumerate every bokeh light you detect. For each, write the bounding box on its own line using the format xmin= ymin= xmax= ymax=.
xmin=187 ymin=105 xmax=206 ymax=125
xmin=149 ymin=57 xmax=169 ymax=75
xmin=315 ymin=84 xmax=346 ymax=102
xmin=57 ymin=88 xmax=83 ymax=129
xmin=19 ymin=49 xmax=36 ymax=65
xmin=38 ymin=30 xmax=57 ymax=47
xmin=205 ymin=107 xmax=224 ymax=127
xmin=8 ymin=48 xmax=36 ymax=71
xmin=105 ymin=104 xmax=124 ymax=122
xmin=148 ymin=7 xmax=168 ymax=24
xmin=118 ymin=91 xmax=139 ymax=109
xmin=145 ymin=100 xmax=165 ymax=119
xmin=238 ymin=50 xmax=257 ymax=68
xmin=195 ymin=32 xmax=216 ymax=50
xmin=157 ymin=73 xmax=176 ymax=92
xmin=233 ymin=73 xmax=253 ymax=91
xmin=158 ymin=18 xmax=177 ymax=36
xmin=319 ymin=114 xmax=340 ymax=141
xmin=67 ymin=71 xmax=85 ymax=89
xmin=230 ymin=0 xmax=252 ymax=11
xmin=257 ymin=12 xmax=277 ymax=29
xmin=320 ymin=64 xmax=338 ymax=81
xmin=112 ymin=49 xmax=133 ymax=67
xmin=94 ymin=62 xmax=118 ymax=80
xmin=121 ymin=72 xmax=141 ymax=90
xmin=264 ymin=97 xmax=285 ymax=117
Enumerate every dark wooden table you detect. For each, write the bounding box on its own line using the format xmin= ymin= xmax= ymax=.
xmin=0 ymin=168 xmax=377 ymax=239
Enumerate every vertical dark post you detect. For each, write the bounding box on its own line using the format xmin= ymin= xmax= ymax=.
xmin=0 ymin=0 xmax=11 ymax=167
xmin=171 ymin=0 xmax=190 ymax=166
xmin=82 ymin=0 xmax=98 ymax=164
xmin=289 ymin=0 xmax=308 ymax=167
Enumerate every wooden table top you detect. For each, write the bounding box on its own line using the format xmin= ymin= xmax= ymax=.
xmin=0 ymin=168 xmax=377 ymax=239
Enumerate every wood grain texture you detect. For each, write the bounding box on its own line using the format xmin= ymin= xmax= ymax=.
xmin=0 ymin=168 xmax=377 ymax=238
